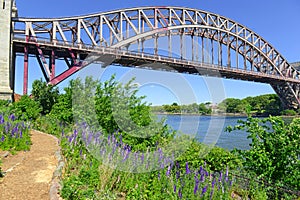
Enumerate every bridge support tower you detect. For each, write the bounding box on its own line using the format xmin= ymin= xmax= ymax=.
xmin=0 ymin=0 xmax=17 ymax=101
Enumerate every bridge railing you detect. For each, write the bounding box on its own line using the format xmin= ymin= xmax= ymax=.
xmin=13 ymin=35 xmax=299 ymax=83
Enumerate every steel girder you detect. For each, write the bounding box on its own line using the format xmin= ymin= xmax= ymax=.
xmin=12 ymin=6 xmax=300 ymax=109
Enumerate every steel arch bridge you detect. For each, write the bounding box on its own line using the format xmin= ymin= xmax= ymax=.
xmin=10 ymin=6 xmax=300 ymax=109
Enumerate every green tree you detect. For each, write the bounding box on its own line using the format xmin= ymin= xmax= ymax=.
xmin=94 ymin=75 xmax=174 ymax=150
xmin=31 ymin=79 xmax=59 ymax=115
xmin=163 ymin=102 xmax=180 ymax=113
xmin=50 ymin=77 xmax=99 ymax=126
xmin=49 ymin=93 xmax=73 ymax=124
xmin=199 ymin=103 xmax=212 ymax=115
xmin=244 ymin=94 xmax=283 ymax=115
xmin=219 ymin=98 xmax=243 ymax=113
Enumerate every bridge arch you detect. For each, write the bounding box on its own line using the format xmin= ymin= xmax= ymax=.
xmin=12 ymin=6 xmax=300 ymax=109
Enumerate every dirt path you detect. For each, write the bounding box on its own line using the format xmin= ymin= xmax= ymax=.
xmin=0 ymin=130 xmax=60 ymax=200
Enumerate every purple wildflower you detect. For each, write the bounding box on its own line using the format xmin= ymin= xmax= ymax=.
xmin=12 ymin=126 xmax=18 ymax=137
xmin=176 ymin=170 xmax=180 ymax=180
xmin=204 ymin=169 xmax=209 ymax=176
xmin=173 ymin=184 xmax=176 ymax=192
xmin=185 ymin=162 xmax=191 ymax=174
xmin=0 ymin=115 xmax=4 ymax=124
xmin=4 ymin=123 xmax=10 ymax=134
xmin=200 ymin=173 xmax=205 ymax=182
xmin=199 ymin=166 xmax=203 ymax=173
xmin=107 ymin=135 xmax=111 ymax=144
xmin=219 ymin=172 xmax=223 ymax=182
xmin=166 ymin=164 xmax=171 ymax=177
xmin=9 ymin=114 xmax=16 ymax=121
xmin=68 ymin=135 xmax=73 ymax=143
xmin=19 ymin=130 xmax=23 ymax=138
xmin=176 ymin=161 xmax=180 ymax=169
xmin=212 ymin=179 xmax=216 ymax=188
xmin=1 ymin=135 xmax=4 ymax=142
xmin=158 ymin=149 xmax=163 ymax=162
xmin=87 ymin=132 xmax=93 ymax=145
xmin=178 ymin=188 xmax=182 ymax=199
xmin=194 ymin=177 xmax=199 ymax=194
xmin=160 ymin=162 xmax=165 ymax=169
xmin=202 ymin=185 xmax=208 ymax=195
xmin=123 ymin=148 xmax=131 ymax=161
xmin=141 ymin=153 xmax=144 ymax=164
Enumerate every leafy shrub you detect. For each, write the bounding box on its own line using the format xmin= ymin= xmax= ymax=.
xmin=0 ymin=100 xmax=11 ymax=114
xmin=227 ymin=116 xmax=300 ymax=198
xmin=49 ymin=94 xmax=73 ymax=125
xmin=31 ymin=79 xmax=59 ymax=115
xmin=281 ymin=109 xmax=297 ymax=116
xmin=175 ymin=137 xmax=242 ymax=172
xmin=10 ymin=95 xmax=41 ymax=121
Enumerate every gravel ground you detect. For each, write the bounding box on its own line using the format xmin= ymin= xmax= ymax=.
xmin=0 ymin=130 xmax=59 ymax=200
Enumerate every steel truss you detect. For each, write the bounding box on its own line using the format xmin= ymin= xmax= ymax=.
xmin=11 ymin=6 xmax=300 ymax=109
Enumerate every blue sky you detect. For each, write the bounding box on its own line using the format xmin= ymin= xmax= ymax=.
xmin=14 ymin=0 xmax=300 ymax=105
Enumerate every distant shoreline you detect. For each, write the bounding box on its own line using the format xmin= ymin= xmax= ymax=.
xmin=152 ymin=112 xmax=299 ymax=118
xmin=152 ymin=112 xmax=248 ymax=117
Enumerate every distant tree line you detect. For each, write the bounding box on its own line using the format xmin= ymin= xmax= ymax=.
xmin=218 ymin=94 xmax=287 ymax=116
xmin=151 ymin=102 xmax=212 ymax=115
xmin=152 ymin=94 xmax=298 ymax=116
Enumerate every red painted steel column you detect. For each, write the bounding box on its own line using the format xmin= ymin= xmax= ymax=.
xmin=50 ymin=50 xmax=55 ymax=80
xmin=23 ymin=36 xmax=29 ymax=95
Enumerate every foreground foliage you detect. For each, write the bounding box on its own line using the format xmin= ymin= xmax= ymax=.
xmin=0 ymin=110 xmax=31 ymax=178
xmin=60 ymin=128 xmax=239 ymax=200
xmin=26 ymin=77 xmax=300 ymax=199
xmin=0 ymin=113 xmax=31 ymax=153
xmin=227 ymin=116 xmax=300 ymax=199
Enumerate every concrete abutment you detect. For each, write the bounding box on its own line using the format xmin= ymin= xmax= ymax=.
xmin=0 ymin=0 xmax=17 ymax=101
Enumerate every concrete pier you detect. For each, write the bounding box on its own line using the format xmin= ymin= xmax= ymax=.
xmin=0 ymin=0 xmax=17 ymax=101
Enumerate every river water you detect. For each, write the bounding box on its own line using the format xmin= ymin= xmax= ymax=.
xmin=157 ymin=114 xmax=252 ymax=150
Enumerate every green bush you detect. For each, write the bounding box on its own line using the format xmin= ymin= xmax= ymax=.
xmin=175 ymin=137 xmax=242 ymax=172
xmin=31 ymin=79 xmax=59 ymax=115
xmin=10 ymin=95 xmax=41 ymax=121
xmin=281 ymin=109 xmax=297 ymax=116
xmin=0 ymin=100 xmax=11 ymax=114
xmin=227 ymin=116 xmax=300 ymax=198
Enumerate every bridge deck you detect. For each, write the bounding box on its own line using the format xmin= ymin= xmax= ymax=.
xmin=13 ymin=37 xmax=300 ymax=85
